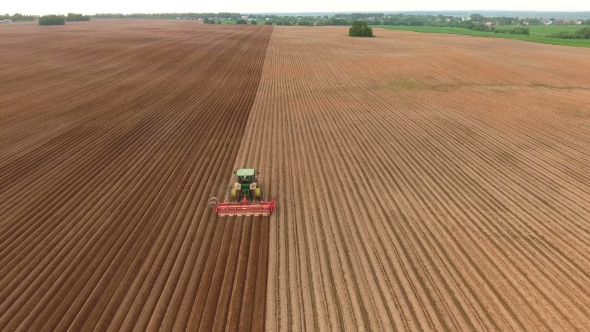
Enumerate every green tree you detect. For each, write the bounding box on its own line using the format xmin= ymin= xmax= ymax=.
xmin=349 ymin=20 xmax=374 ymax=37
xmin=66 ymin=13 xmax=90 ymax=21
xmin=236 ymin=18 xmax=247 ymax=24
xmin=39 ymin=15 xmax=65 ymax=26
xmin=549 ymin=26 xmax=590 ymax=39
xmin=470 ymin=13 xmax=484 ymax=22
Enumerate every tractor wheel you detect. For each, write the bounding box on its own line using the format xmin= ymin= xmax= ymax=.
xmin=254 ymin=187 xmax=261 ymax=198
xmin=230 ymin=189 xmax=238 ymax=198
xmin=209 ymin=197 xmax=218 ymax=208
xmin=227 ymin=184 xmax=236 ymax=202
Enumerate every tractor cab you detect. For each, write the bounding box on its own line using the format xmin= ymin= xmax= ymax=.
xmin=236 ymin=168 xmax=256 ymax=184
xmin=229 ymin=168 xmax=261 ymax=202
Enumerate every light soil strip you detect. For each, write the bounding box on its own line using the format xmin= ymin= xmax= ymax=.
xmin=234 ymin=26 xmax=590 ymax=331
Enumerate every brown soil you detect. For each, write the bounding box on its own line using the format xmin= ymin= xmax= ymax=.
xmin=3 ymin=20 xmax=590 ymax=332
xmin=234 ymin=26 xmax=590 ymax=331
xmin=0 ymin=20 xmax=271 ymax=331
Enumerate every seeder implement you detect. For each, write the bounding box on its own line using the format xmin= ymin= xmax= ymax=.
xmin=210 ymin=168 xmax=276 ymax=217
xmin=209 ymin=197 xmax=275 ymax=217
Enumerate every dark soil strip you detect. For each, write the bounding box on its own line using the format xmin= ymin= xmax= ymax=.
xmin=0 ymin=20 xmax=272 ymax=332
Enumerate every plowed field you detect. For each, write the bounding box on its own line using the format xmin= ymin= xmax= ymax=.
xmin=235 ymin=27 xmax=590 ymax=331
xmin=2 ymin=21 xmax=590 ymax=332
xmin=0 ymin=20 xmax=272 ymax=331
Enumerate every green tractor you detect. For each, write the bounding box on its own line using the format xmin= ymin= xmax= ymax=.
xmin=228 ymin=168 xmax=263 ymax=202
xmin=210 ymin=168 xmax=275 ymax=217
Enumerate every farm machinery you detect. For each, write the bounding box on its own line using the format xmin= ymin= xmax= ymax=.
xmin=209 ymin=168 xmax=275 ymax=217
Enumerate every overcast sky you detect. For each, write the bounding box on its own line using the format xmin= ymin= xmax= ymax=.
xmin=5 ymin=0 xmax=590 ymax=16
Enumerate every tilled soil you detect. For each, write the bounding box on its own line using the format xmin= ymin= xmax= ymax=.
xmin=0 ymin=20 xmax=271 ymax=331
xmin=3 ymin=20 xmax=590 ymax=332
xmin=234 ymin=26 xmax=590 ymax=331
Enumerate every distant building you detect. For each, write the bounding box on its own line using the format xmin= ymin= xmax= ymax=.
xmin=485 ymin=22 xmax=493 ymax=27
xmin=544 ymin=20 xmax=553 ymax=25
xmin=2 ymin=19 xmax=12 ymax=23
xmin=576 ymin=20 xmax=582 ymax=25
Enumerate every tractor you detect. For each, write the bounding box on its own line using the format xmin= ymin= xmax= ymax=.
xmin=209 ymin=168 xmax=275 ymax=217
xmin=228 ymin=168 xmax=263 ymax=202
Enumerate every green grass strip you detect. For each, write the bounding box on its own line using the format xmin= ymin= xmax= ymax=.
xmin=375 ymin=25 xmax=590 ymax=48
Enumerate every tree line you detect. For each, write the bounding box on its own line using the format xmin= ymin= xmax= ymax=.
xmin=239 ymin=13 xmax=590 ymax=27
xmin=203 ymin=18 xmax=221 ymax=24
xmin=92 ymin=12 xmax=242 ymax=20
xmin=39 ymin=15 xmax=65 ymax=26
xmin=549 ymin=26 xmax=590 ymax=39
xmin=37 ymin=13 xmax=90 ymax=26
xmin=66 ymin=13 xmax=90 ymax=21
xmin=201 ymin=12 xmax=590 ymax=29
xmin=1 ymin=13 xmax=37 ymax=21
xmin=12 ymin=11 xmax=589 ymax=29
xmin=493 ymin=27 xmax=529 ymax=35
